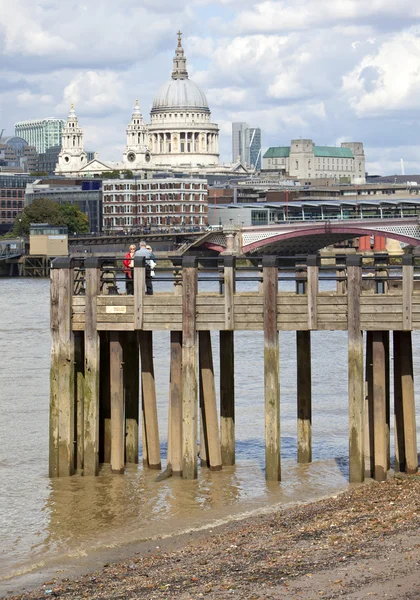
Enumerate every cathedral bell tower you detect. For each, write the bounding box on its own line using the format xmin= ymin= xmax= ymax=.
xmin=55 ymin=104 xmax=88 ymax=174
xmin=122 ymin=100 xmax=151 ymax=168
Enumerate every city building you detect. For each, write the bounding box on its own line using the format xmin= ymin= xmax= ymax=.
xmin=53 ymin=33 xmax=249 ymax=178
xmin=102 ymin=177 xmax=208 ymax=232
xmin=263 ymin=140 xmax=366 ymax=183
xmin=25 ymin=178 xmax=103 ymax=233
xmin=0 ymin=174 xmax=36 ymax=234
xmin=232 ymin=123 xmax=262 ymax=169
xmin=0 ymin=136 xmax=39 ymax=172
xmin=15 ymin=118 xmax=65 ymax=154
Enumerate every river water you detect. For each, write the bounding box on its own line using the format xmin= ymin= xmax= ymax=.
xmin=1 ymin=276 xmax=419 ymax=595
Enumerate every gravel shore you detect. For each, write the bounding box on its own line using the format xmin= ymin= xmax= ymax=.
xmin=6 ymin=473 xmax=420 ymax=599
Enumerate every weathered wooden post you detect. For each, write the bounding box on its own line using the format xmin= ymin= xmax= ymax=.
xmin=169 ymin=257 xmax=183 ymax=475
xmin=220 ymin=255 xmax=235 ymax=466
xmin=99 ymin=332 xmax=111 ymax=464
xmin=123 ymin=332 xmax=139 ymax=464
xmin=182 ymin=256 xmax=198 ymax=479
xmin=199 ymin=331 xmax=222 ymax=470
xmin=139 ymin=331 xmax=161 ymax=470
xmin=84 ymin=258 xmax=101 ymax=476
xmin=365 ymin=331 xmax=374 ymax=476
xmin=74 ymin=331 xmax=85 ymax=473
xmin=263 ymin=255 xmax=280 ymax=481
xmin=110 ymin=332 xmax=124 ymax=474
xmin=347 ymin=254 xmax=364 ymax=483
xmin=49 ymin=258 xmax=75 ymax=477
xmin=295 ymin=256 xmax=312 ymax=464
xmin=372 ymin=331 xmax=388 ymax=481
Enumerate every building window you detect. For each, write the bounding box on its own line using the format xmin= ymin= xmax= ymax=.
xmin=295 ymin=160 xmax=298 ymax=170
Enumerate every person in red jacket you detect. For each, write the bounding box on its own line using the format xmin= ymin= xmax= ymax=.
xmin=123 ymin=244 xmax=137 ymax=295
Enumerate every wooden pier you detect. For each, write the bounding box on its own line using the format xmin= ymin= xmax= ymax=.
xmin=49 ymin=254 xmax=419 ymax=482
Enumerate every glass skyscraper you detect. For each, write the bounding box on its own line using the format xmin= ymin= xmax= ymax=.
xmin=232 ymin=122 xmax=262 ymax=169
xmin=15 ymin=118 xmax=65 ymax=154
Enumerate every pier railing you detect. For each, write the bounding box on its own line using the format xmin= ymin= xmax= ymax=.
xmin=52 ymin=253 xmax=419 ymax=333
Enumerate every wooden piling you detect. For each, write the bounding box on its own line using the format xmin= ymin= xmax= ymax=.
xmin=306 ymin=255 xmax=318 ymax=330
xmin=110 ymin=332 xmax=124 ymax=474
xmin=394 ymin=331 xmax=418 ymax=474
xmin=347 ymin=255 xmax=364 ymax=483
xmin=74 ymin=331 xmax=85 ymax=473
xmin=263 ymin=256 xmax=280 ymax=481
xmin=182 ymin=256 xmax=198 ymax=479
xmin=57 ymin=259 xmax=75 ymax=476
xmin=139 ymin=330 xmax=161 ymax=470
xmin=170 ymin=331 xmax=183 ymax=475
xmin=365 ymin=331 xmax=374 ymax=477
xmin=49 ymin=264 xmax=60 ymax=478
xmin=220 ymin=331 xmax=235 ymax=466
xmin=99 ymin=332 xmax=111 ymax=464
xmin=84 ymin=258 xmax=101 ymax=476
xmin=296 ymin=330 xmax=312 ymax=463
xmin=134 ymin=256 xmax=146 ymax=330
xmin=199 ymin=331 xmax=222 ymax=471
xmin=123 ymin=332 xmax=139 ymax=464
xmin=372 ymin=331 xmax=387 ymax=481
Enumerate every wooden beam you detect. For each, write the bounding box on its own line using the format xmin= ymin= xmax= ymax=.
xmin=263 ymin=256 xmax=280 ymax=481
xmin=99 ymin=332 xmax=111 ymax=464
xmin=74 ymin=331 xmax=85 ymax=473
xmin=398 ymin=331 xmax=418 ymax=474
xmin=224 ymin=255 xmax=235 ymax=330
xmin=170 ymin=331 xmax=183 ymax=475
xmin=306 ymin=255 xmax=318 ymax=330
xmin=124 ymin=332 xmax=139 ymax=464
xmin=347 ymin=255 xmax=364 ymax=483
xmin=110 ymin=332 xmax=124 ymax=474
xmin=49 ymin=265 xmax=60 ymax=477
xmin=139 ymin=330 xmax=161 ymax=470
xmin=372 ymin=331 xmax=387 ymax=481
xmin=220 ymin=330 xmax=235 ymax=466
xmin=84 ymin=258 xmax=101 ymax=476
xmin=296 ymin=330 xmax=312 ymax=463
xmin=134 ymin=255 xmax=146 ymax=330
xmin=199 ymin=331 xmax=222 ymax=471
xmin=182 ymin=256 xmax=198 ymax=479
xmin=402 ymin=254 xmax=413 ymax=331
xmin=58 ymin=261 xmax=75 ymax=476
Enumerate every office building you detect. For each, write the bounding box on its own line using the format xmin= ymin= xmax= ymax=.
xmin=102 ymin=177 xmax=208 ymax=232
xmin=263 ymin=139 xmax=366 ymax=183
xmin=0 ymin=174 xmax=36 ymax=233
xmin=15 ymin=118 xmax=65 ymax=154
xmin=232 ymin=123 xmax=262 ymax=169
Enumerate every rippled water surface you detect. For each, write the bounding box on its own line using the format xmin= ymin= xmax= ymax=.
xmin=1 ymin=276 xmax=419 ymax=593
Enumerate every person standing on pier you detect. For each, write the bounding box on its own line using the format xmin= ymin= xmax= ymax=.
xmin=135 ymin=240 xmax=154 ymax=295
xmin=146 ymin=245 xmax=157 ymax=278
xmin=123 ymin=244 xmax=137 ymax=295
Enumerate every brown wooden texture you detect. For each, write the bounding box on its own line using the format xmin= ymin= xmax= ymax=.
xmin=139 ymin=331 xmax=161 ymax=470
xmin=134 ymin=263 xmax=145 ymax=330
xmin=199 ymin=331 xmax=222 ymax=471
xmin=395 ymin=331 xmax=418 ymax=474
xmin=170 ymin=331 xmax=183 ymax=475
xmin=347 ymin=260 xmax=364 ymax=483
xmin=263 ymin=260 xmax=280 ymax=481
xmin=110 ymin=332 xmax=125 ymax=474
xmin=123 ymin=332 xmax=139 ymax=464
xmin=99 ymin=332 xmax=111 ymax=464
xmin=58 ymin=267 xmax=75 ymax=476
xmin=84 ymin=265 xmax=101 ymax=476
xmin=74 ymin=331 xmax=85 ymax=473
xmin=296 ymin=330 xmax=312 ymax=463
xmin=220 ymin=330 xmax=235 ymax=466
xmin=49 ymin=268 xmax=60 ymax=477
xmin=182 ymin=262 xmax=198 ymax=479
xmin=372 ymin=331 xmax=387 ymax=481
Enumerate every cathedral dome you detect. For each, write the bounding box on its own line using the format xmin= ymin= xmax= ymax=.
xmin=152 ymin=78 xmax=209 ymax=111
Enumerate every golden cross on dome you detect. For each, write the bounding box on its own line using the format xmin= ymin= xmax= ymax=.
xmin=71 ymin=102 xmax=74 ymax=110
xmin=177 ymin=30 xmax=182 ymax=46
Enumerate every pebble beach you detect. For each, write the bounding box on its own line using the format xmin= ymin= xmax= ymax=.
xmin=6 ymin=473 xmax=420 ymax=600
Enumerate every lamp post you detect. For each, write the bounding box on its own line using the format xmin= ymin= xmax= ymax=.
xmin=18 ymin=218 xmax=22 ymax=239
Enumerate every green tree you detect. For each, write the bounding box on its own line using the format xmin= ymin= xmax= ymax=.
xmin=57 ymin=203 xmax=89 ymax=234
xmin=12 ymin=198 xmax=89 ymax=236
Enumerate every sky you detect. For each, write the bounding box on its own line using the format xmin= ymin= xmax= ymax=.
xmin=1 ymin=0 xmax=420 ymax=175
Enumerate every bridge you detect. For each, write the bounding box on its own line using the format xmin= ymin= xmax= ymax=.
xmin=0 ymin=240 xmax=24 ymax=261
xmin=195 ymin=217 xmax=420 ymax=255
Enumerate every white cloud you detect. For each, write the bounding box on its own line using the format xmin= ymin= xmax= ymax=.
xmin=58 ymin=71 xmax=126 ymax=116
xmin=342 ymin=28 xmax=420 ymax=116
xmin=16 ymin=91 xmax=54 ymax=106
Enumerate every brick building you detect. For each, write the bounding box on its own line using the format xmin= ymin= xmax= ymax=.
xmin=0 ymin=174 xmax=36 ymax=234
xmin=102 ymin=177 xmax=208 ymax=232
